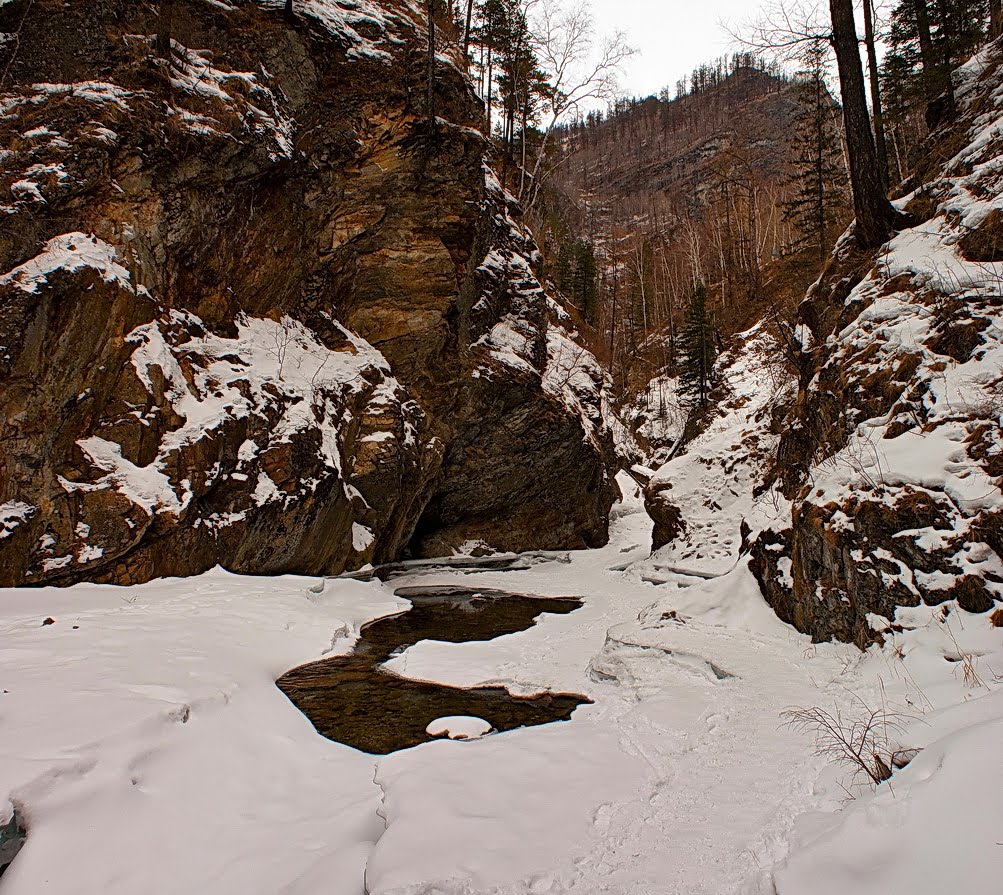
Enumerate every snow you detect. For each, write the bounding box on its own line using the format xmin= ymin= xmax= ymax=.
xmin=110 ymin=310 xmax=409 ymax=515
xmin=424 ymin=716 xmax=492 ymax=739
xmin=5 ymin=300 xmax=419 ymax=572
xmin=622 ymin=372 xmax=686 ymax=458
xmin=60 ymin=436 xmax=189 ymax=516
xmin=0 ymin=232 xmax=136 ymax=295
xmin=255 ymin=0 xmax=426 ymax=61
xmin=543 ymin=324 xmax=606 ymax=449
xmin=24 ymin=81 xmax=135 ymax=110
xmin=474 ymin=313 xmax=539 ymax=377
xmin=776 ymin=692 xmax=1003 ymax=895
xmin=9 ymin=180 xmax=44 ymax=202
xmin=0 ymin=502 xmax=35 ymax=539
xmin=128 ymin=312 xmax=392 ymax=467
xmin=741 ymin=45 xmax=1003 ymax=619
xmin=0 ymin=569 xmax=405 ymax=895
xmin=166 ymin=45 xmax=294 ymax=157
xmin=352 ymin=522 xmax=375 ymax=552
xmin=471 ymin=166 xmax=611 ymax=455
xmin=0 ymin=480 xmax=1000 ymax=894
xmin=645 ymin=325 xmax=792 ymax=575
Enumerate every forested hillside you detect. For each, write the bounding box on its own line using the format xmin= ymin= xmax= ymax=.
xmin=534 ymin=56 xmax=851 ymax=412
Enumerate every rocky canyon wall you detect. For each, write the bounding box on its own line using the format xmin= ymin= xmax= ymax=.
xmin=0 ymin=0 xmax=617 ymax=586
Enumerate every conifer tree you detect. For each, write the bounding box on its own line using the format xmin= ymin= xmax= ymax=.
xmin=828 ymin=0 xmax=898 ymax=249
xmin=556 ymin=238 xmax=599 ymax=324
xmin=678 ymin=281 xmax=717 ymax=410
xmin=882 ymin=0 xmax=989 ymax=127
xmin=782 ymin=41 xmax=847 ymax=263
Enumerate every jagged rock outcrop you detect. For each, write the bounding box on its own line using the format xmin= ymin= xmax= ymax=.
xmin=0 ymin=0 xmax=616 ymax=586
xmin=750 ymin=45 xmax=1003 ymax=644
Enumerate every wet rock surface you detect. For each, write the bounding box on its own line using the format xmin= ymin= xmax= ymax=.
xmin=277 ymin=586 xmax=590 ymax=754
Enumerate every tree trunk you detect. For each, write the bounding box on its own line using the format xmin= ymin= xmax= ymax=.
xmin=485 ymin=43 xmax=493 ymax=135
xmin=426 ymin=0 xmax=435 ymax=125
xmin=462 ymin=0 xmax=474 ymax=63
xmin=519 ymin=103 xmax=528 ymax=197
xmin=156 ymin=0 xmax=175 ymax=66
xmin=932 ymin=0 xmax=956 ymax=112
xmin=862 ymin=0 xmax=889 ymax=190
xmin=828 ymin=0 xmax=896 ymax=248
xmin=992 ymin=0 xmax=1003 ymax=39
xmin=284 ymin=0 xmax=294 ymax=20
xmin=913 ymin=0 xmax=935 ymax=71
xmin=815 ymin=73 xmax=828 ymax=263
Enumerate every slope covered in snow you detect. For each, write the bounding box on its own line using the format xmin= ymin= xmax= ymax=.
xmin=639 ymin=325 xmax=792 ymax=577
xmin=748 ymin=41 xmax=1003 ymax=646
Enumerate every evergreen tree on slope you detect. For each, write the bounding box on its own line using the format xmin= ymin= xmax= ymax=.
xmin=679 ymin=281 xmax=717 ymax=410
xmin=783 ymin=41 xmax=848 ymax=264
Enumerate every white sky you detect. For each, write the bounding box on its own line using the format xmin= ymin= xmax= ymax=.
xmin=590 ymin=0 xmax=770 ymax=98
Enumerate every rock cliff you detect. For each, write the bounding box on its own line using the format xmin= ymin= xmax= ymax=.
xmin=0 ymin=0 xmax=616 ymax=586
xmin=749 ymin=45 xmax=1003 ymax=644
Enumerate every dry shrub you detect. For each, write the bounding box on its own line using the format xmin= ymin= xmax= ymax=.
xmin=783 ymin=699 xmax=914 ymax=787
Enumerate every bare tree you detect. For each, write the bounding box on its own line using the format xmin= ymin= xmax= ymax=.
xmin=728 ymin=0 xmax=831 ymax=60
xmin=520 ymin=0 xmax=634 ymax=209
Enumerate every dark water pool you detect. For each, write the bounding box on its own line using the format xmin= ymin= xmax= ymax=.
xmin=277 ymin=586 xmax=591 ymax=754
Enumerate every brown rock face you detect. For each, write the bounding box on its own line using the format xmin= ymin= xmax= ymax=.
xmin=0 ymin=0 xmax=616 ymax=586
xmin=643 ymin=485 xmax=686 ymax=553
xmin=750 ymin=490 xmax=998 ymax=646
xmin=750 ymin=45 xmax=1003 ymax=642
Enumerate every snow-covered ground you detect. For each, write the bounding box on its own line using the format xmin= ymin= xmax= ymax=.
xmin=1 ymin=475 xmax=1001 ymax=894
xmin=644 ymin=325 xmax=793 ymax=577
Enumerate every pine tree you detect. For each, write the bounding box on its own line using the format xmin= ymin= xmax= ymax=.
xmin=782 ymin=41 xmax=848 ymax=264
xmin=882 ymin=0 xmax=989 ymax=128
xmin=828 ymin=0 xmax=898 ymax=249
xmin=474 ymin=0 xmax=508 ymax=134
xmin=555 ymin=238 xmax=599 ymax=324
xmin=678 ymin=281 xmax=717 ymax=410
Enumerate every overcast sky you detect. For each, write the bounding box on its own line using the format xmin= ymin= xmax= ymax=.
xmin=590 ymin=0 xmax=768 ymax=98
